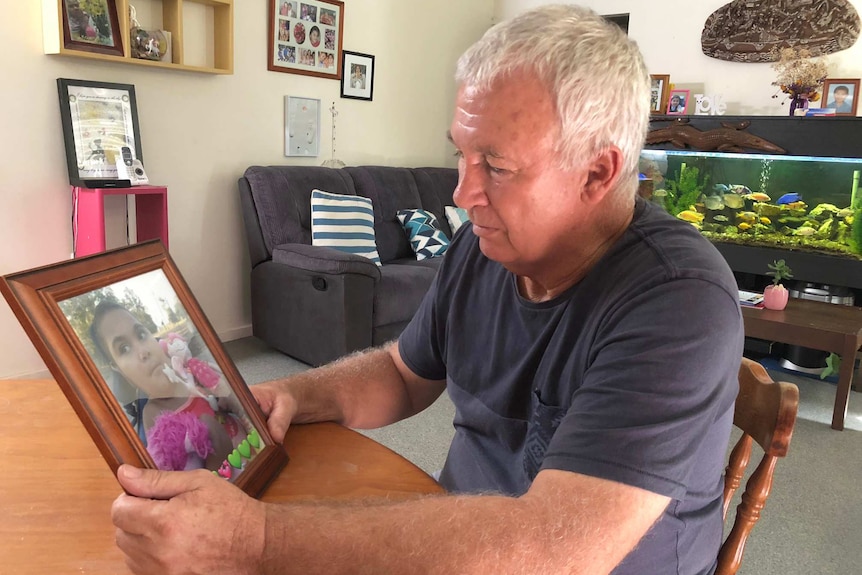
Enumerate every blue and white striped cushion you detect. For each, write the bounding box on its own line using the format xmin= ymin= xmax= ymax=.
xmin=445 ymin=206 xmax=470 ymax=234
xmin=311 ymin=189 xmax=381 ymax=265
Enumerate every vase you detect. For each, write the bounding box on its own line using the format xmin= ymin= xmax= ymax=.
xmin=763 ymin=285 xmax=789 ymax=310
xmin=789 ymin=95 xmax=810 ymax=117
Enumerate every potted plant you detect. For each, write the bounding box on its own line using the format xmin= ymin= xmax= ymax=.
xmin=764 ymin=259 xmax=793 ymax=310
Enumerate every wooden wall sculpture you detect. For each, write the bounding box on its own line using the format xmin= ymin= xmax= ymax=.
xmin=702 ymin=0 xmax=860 ymax=62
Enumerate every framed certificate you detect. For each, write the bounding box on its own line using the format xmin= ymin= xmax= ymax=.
xmin=57 ymin=78 xmax=143 ymax=187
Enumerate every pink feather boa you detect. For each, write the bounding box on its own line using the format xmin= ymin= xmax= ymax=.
xmin=146 ymin=411 xmax=213 ymax=471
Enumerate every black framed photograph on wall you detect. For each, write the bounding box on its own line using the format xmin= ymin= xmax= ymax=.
xmin=340 ymin=50 xmax=375 ymax=101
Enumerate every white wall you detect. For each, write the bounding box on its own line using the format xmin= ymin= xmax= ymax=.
xmin=0 ymin=1 xmax=494 ymax=378
xmin=496 ymin=0 xmax=862 ymax=116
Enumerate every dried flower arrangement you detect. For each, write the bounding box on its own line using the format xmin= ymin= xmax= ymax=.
xmin=770 ymin=47 xmax=829 ymax=105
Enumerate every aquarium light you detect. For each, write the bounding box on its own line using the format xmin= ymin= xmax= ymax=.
xmin=641 ymin=149 xmax=862 ymax=165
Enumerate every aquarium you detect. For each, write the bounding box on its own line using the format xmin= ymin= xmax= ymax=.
xmin=640 ymin=149 xmax=862 ymax=261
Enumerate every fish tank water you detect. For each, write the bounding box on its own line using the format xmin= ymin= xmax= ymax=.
xmin=639 ymin=149 xmax=862 ymax=260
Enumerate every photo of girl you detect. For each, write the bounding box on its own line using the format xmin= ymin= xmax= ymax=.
xmin=60 ymin=270 xmax=262 ymax=481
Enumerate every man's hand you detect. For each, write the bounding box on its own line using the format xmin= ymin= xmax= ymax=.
xmin=112 ymin=465 xmax=266 ymax=575
xmin=250 ymin=381 xmax=299 ymax=442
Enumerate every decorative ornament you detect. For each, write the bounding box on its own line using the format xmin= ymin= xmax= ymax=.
xmin=646 ymin=119 xmax=786 ymax=155
xmin=702 ymin=0 xmax=860 ymax=63
xmin=770 ymin=47 xmax=829 ymax=115
xmin=693 ymin=94 xmax=727 ymax=116
xmin=321 ymin=101 xmax=346 ymax=168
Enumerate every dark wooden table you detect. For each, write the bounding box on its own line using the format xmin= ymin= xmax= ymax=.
xmin=741 ymin=298 xmax=862 ymax=430
xmin=0 ymin=379 xmax=444 ymax=574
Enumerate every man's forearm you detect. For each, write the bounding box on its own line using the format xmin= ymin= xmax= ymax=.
xmin=279 ymin=345 xmax=422 ymax=429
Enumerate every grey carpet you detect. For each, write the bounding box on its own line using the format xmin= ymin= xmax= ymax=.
xmin=225 ymin=336 xmax=862 ymax=575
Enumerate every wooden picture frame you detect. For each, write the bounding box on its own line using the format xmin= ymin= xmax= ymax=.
xmin=667 ymin=89 xmax=690 ymax=115
xmin=57 ymin=78 xmax=143 ymax=187
xmin=0 ymin=242 xmax=288 ymax=497
xmin=340 ymin=51 xmax=375 ymax=101
xmin=61 ymin=0 xmax=124 ymax=57
xmin=822 ymin=78 xmax=860 ymax=116
xmin=268 ymin=0 xmax=344 ymax=80
xmin=650 ymin=74 xmax=670 ymax=115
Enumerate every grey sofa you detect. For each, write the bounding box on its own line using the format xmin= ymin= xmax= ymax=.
xmin=239 ymin=165 xmax=459 ymax=366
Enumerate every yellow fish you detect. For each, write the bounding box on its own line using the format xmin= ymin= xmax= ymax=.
xmin=759 ymin=217 xmax=772 ymax=225
xmin=745 ymin=192 xmax=771 ymax=202
xmin=677 ymin=210 xmax=704 ymax=223
xmin=738 ymin=222 xmax=752 ymax=231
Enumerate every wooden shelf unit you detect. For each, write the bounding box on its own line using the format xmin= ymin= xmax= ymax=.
xmin=42 ymin=0 xmax=234 ymax=74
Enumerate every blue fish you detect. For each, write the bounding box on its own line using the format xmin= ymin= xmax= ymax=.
xmin=713 ymin=184 xmax=730 ymax=193
xmin=777 ymin=192 xmax=802 ymax=205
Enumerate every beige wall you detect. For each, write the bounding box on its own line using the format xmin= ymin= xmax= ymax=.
xmin=0 ymin=1 xmax=494 ymax=378
xmin=497 ymin=0 xmax=862 ymax=116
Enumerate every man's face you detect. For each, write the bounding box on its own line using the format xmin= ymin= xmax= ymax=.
xmin=449 ymin=71 xmax=591 ymax=275
xmin=97 ymin=308 xmax=174 ymax=398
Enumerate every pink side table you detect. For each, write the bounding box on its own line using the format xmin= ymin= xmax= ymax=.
xmin=73 ymin=185 xmax=169 ymax=257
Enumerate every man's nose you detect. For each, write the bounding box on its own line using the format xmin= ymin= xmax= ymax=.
xmin=452 ymin=163 xmax=488 ymax=211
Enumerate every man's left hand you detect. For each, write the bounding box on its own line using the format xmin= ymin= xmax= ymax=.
xmin=112 ymin=465 xmax=266 ymax=575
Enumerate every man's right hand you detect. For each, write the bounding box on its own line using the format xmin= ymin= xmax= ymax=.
xmin=250 ymin=381 xmax=298 ymax=443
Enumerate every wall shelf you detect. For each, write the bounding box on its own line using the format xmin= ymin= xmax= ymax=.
xmin=42 ymin=0 xmax=234 ymax=75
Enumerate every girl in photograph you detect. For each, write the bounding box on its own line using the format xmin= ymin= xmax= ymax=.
xmin=89 ymin=300 xmax=252 ymax=475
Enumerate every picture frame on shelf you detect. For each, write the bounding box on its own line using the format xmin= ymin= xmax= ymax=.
xmin=340 ymin=51 xmax=375 ymax=101
xmin=61 ymin=0 xmax=124 ymax=57
xmin=649 ymin=74 xmax=670 ymax=115
xmin=57 ymin=78 xmax=144 ymax=187
xmin=667 ymin=89 xmax=690 ymax=115
xmin=285 ymin=96 xmax=321 ymax=157
xmin=0 ymin=241 xmax=288 ymax=497
xmin=268 ymin=0 xmax=344 ymax=80
xmin=822 ymin=78 xmax=859 ymax=116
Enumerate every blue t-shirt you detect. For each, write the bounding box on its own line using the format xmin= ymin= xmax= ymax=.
xmin=399 ymin=197 xmax=744 ymax=575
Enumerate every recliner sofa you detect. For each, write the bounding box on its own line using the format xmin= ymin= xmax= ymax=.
xmin=239 ymin=165 xmax=459 ymax=366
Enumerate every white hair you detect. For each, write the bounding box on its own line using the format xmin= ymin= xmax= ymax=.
xmin=455 ymin=4 xmax=650 ymax=198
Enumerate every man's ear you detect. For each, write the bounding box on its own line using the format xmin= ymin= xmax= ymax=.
xmin=582 ymin=146 xmax=624 ymax=205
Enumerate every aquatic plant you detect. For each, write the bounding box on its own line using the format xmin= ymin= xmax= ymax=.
xmin=766 ymin=259 xmax=793 ymax=287
xmin=664 ymin=164 xmax=709 ymax=217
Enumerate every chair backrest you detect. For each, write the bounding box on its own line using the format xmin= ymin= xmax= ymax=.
xmin=717 ymin=357 xmax=799 ymax=575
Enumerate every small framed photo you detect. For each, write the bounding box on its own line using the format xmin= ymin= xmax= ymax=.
xmin=649 ymin=74 xmax=670 ymax=115
xmin=0 ymin=242 xmax=288 ymax=497
xmin=268 ymin=0 xmax=344 ymax=80
xmin=341 ymin=51 xmax=376 ymax=101
xmin=61 ymin=0 xmax=124 ymax=57
xmin=667 ymin=89 xmax=690 ymax=115
xmin=285 ymin=96 xmax=321 ymax=157
xmin=822 ymin=78 xmax=859 ymax=116
xmin=57 ymin=78 xmax=144 ymax=187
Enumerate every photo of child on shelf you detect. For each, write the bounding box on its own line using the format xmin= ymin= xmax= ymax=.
xmin=59 ymin=270 xmax=263 ymax=482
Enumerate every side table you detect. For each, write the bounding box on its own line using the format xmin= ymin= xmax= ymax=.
xmin=73 ymin=185 xmax=169 ymax=257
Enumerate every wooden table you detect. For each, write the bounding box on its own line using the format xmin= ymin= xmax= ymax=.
xmin=741 ymin=297 xmax=862 ymax=430
xmin=0 ymin=379 xmax=444 ymax=574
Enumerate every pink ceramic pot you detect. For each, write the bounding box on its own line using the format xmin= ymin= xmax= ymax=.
xmin=763 ymin=285 xmax=789 ymax=310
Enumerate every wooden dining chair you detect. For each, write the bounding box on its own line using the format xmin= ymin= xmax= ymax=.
xmin=716 ymin=357 xmax=799 ymax=575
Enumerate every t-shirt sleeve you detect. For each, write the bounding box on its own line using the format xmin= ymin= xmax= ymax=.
xmin=539 ymin=277 xmax=743 ymax=500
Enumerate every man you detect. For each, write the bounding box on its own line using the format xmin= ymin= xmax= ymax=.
xmin=112 ymin=5 xmax=743 ymax=574
xmin=826 ymin=85 xmax=853 ymax=113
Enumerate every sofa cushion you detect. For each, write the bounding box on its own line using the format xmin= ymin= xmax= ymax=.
xmin=396 ymin=209 xmax=449 ymax=260
xmin=373 ymin=263 xmax=439 ymax=327
xmin=445 ymin=206 xmax=470 ymax=234
xmin=311 ymin=189 xmax=381 ymax=265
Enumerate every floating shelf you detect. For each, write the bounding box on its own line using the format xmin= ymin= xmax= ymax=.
xmin=42 ymin=0 xmax=234 ymax=75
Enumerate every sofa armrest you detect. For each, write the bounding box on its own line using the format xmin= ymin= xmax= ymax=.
xmin=272 ymin=244 xmax=382 ymax=281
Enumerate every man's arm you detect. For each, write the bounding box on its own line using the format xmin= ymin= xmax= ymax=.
xmin=113 ymin=465 xmax=669 ymax=575
xmin=251 ymin=342 xmax=446 ymax=440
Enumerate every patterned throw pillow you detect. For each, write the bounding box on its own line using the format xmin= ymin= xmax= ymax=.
xmin=445 ymin=206 xmax=470 ymax=234
xmin=311 ymin=189 xmax=381 ymax=265
xmin=396 ymin=209 xmax=450 ymax=260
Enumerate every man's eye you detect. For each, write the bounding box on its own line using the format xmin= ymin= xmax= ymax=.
xmin=452 ymin=150 xmax=463 ymax=158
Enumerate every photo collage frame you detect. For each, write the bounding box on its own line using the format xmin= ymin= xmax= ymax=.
xmin=268 ymin=0 xmax=344 ymax=80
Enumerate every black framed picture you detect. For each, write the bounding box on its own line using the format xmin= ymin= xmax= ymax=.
xmin=340 ymin=51 xmax=375 ymax=101
xmin=57 ymin=78 xmax=143 ymax=188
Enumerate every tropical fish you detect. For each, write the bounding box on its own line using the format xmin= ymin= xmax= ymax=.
xmin=776 ymin=192 xmax=802 ymax=205
xmin=713 ymin=214 xmax=729 ymax=222
xmin=837 ymin=207 xmax=854 ymax=218
xmin=729 ymin=185 xmax=752 ymax=195
xmin=785 ymin=201 xmax=807 ymax=210
xmin=723 ymin=194 xmax=745 ymax=209
xmin=704 ymin=196 xmax=725 ymax=211
xmin=677 ymin=210 xmax=704 ymax=223
xmin=737 ymin=222 xmax=752 ymax=231
xmin=794 ymin=226 xmax=816 ymax=236
xmin=760 ymin=217 xmax=772 ymax=225
xmin=745 ymin=192 xmax=771 ymax=202
xmin=736 ymin=211 xmax=758 ymax=223
xmin=713 ymin=184 xmax=730 ymax=193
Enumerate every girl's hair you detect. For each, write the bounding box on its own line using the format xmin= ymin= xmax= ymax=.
xmin=455 ymin=4 xmax=650 ymax=199
xmin=89 ymin=299 xmax=128 ymax=365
